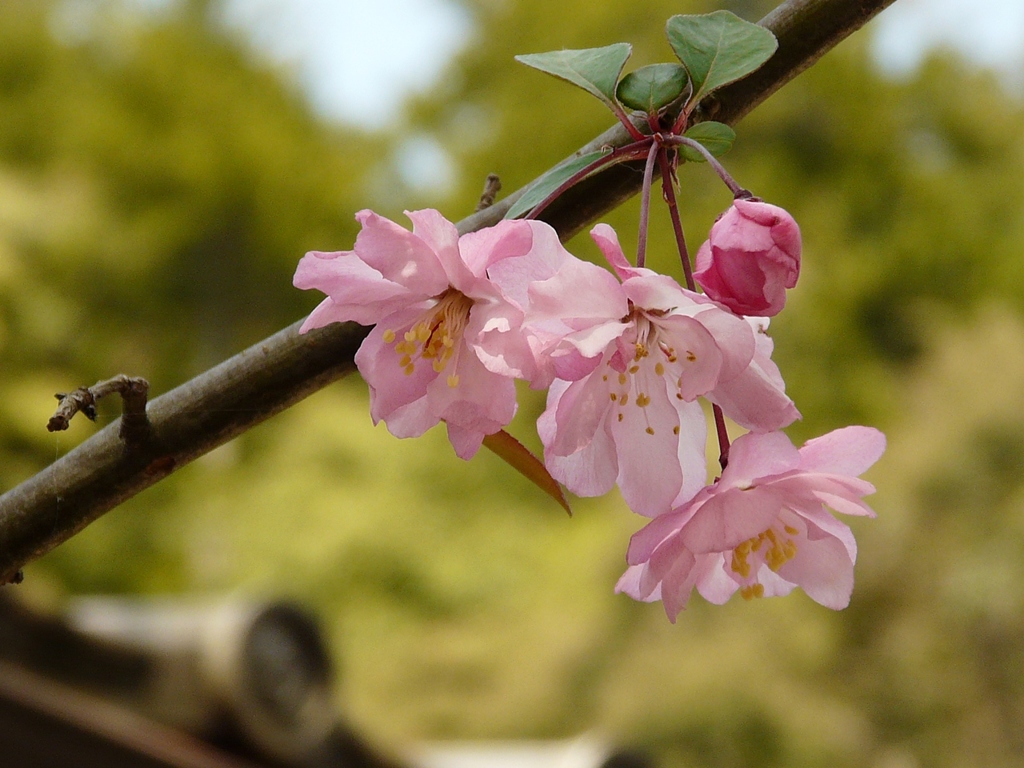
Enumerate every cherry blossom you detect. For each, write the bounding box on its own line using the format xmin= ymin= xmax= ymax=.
xmin=617 ymin=426 xmax=885 ymax=620
xmin=294 ymin=209 xmax=570 ymax=459
xmin=694 ymin=200 xmax=801 ymax=317
xmin=531 ymin=224 xmax=798 ymax=517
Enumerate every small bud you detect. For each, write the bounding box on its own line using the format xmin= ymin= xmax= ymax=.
xmin=693 ymin=200 xmax=801 ymax=317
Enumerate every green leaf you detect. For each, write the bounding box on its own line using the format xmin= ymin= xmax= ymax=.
xmin=505 ymin=148 xmax=612 ymax=219
xmin=615 ymin=63 xmax=688 ymax=114
xmin=515 ymin=44 xmax=632 ymax=111
xmin=679 ymin=121 xmax=736 ymax=162
xmin=482 ymin=430 xmax=571 ymax=515
xmin=666 ymin=11 xmax=777 ymax=105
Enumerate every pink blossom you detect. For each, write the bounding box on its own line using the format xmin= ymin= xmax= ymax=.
xmin=531 ymin=224 xmax=799 ymax=517
xmin=617 ymin=426 xmax=885 ymax=620
xmin=694 ymin=200 xmax=801 ymax=317
xmin=294 ymin=209 xmax=571 ymax=459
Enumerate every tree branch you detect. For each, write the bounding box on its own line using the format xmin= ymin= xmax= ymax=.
xmin=0 ymin=0 xmax=896 ymax=584
xmin=48 ymin=375 xmax=151 ymax=445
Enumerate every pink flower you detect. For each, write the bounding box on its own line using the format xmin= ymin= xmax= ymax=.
xmin=694 ymin=200 xmax=801 ymax=317
xmin=294 ymin=209 xmax=570 ymax=459
xmin=530 ymin=224 xmax=799 ymax=517
xmin=617 ymin=426 xmax=885 ymax=620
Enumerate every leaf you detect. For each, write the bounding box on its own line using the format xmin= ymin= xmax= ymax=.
xmin=666 ymin=11 xmax=777 ymax=105
xmin=615 ymin=63 xmax=688 ymax=114
xmin=505 ymin=148 xmax=612 ymax=220
xmin=483 ymin=430 xmax=572 ymax=516
xmin=515 ymin=44 xmax=632 ymax=111
xmin=679 ymin=121 xmax=736 ymax=162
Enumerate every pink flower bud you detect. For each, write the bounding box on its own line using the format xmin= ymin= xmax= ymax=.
xmin=693 ymin=200 xmax=801 ymax=317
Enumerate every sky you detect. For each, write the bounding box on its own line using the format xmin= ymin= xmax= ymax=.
xmin=213 ymin=0 xmax=1024 ymax=127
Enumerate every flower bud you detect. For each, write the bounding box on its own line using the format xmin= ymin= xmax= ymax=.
xmin=693 ymin=200 xmax=801 ymax=317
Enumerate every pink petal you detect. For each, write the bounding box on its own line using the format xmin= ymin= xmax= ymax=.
xmin=485 ymin=221 xmax=571 ymax=309
xmin=673 ymin=399 xmax=710 ymax=505
xmin=776 ymin=533 xmax=854 ymax=609
xmin=590 ymin=223 xmax=643 ymax=281
xmin=299 ymin=297 xmax=352 ymax=333
xmin=615 ymin=564 xmax=661 ymax=602
xmin=446 ymin=421 xmax=487 ymax=460
xmin=406 ymin=208 xmax=481 ymax=293
xmin=627 ymin=509 xmax=688 ymax=565
xmin=541 ymin=422 xmax=619 ymax=499
xmin=689 ymin=305 xmax=756 ymax=383
xmin=798 ymin=426 xmax=886 ymax=477
xmin=432 ymin=346 xmax=518 ymax=434
xmin=722 ymin=431 xmax=800 ymax=487
xmin=621 ymin=273 xmax=692 ymax=312
xmin=457 ymin=219 xmax=534 ymax=277
xmin=654 ymin=313 xmax=724 ymax=400
xmin=706 ymin=346 xmax=800 ymax=431
xmin=294 ymin=251 xmax=417 ymax=326
xmin=352 ymin=210 xmax=449 ymax=296
xmin=356 ymin=311 xmax=440 ymax=428
xmin=654 ymin=540 xmax=699 ymax=621
xmin=799 ymin=508 xmax=858 ymax=561
xmin=694 ymin=554 xmax=740 ymax=605
xmin=680 ymin=486 xmax=783 ymax=553
xmin=610 ymin=366 xmax=685 ymax=517
xmin=544 ymin=373 xmax=613 ymax=457
xmin=527 ymin=256 xmax=627 ymax=324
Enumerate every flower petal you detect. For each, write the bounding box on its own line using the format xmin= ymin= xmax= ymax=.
xmin=776 ymin=532 xmax=854 ymax=609
xmin=680 ymin=486 xmax=783 ymax=552
xmin=611 ymin=365 xmax=686 ymax=517
xmin=798 ymin=426 xmax=887 ymax=477
xmin=352 ymin=209 xmax=449 ymax=296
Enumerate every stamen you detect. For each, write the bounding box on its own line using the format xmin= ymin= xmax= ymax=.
xmin=390 ymin=288 xmax=474 ymax=378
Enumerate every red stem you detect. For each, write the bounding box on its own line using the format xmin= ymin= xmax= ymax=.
xmin=712 ymin=404 xmax=731 ymax=470
xmin=612 ymin=105 xmax=648 ymax=142
xmin=657 ymin=146 xmax=732 ymax=470
xmin=524 ymin=141 xmax=651 ymax=221
xmin=636 ymin=141 xmax=660 ymax=269
xmin=667 ymin=136 xmax=751 ymax=198
xmin=656 ymin=147 xmax=695 ymax=290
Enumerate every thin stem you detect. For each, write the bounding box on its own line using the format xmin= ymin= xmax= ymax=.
xmin=523 ymin=141 xmax=651 ymax=221
xmin=636 ymin=141 xmax=660 ymax=269
xmin=656 ymin=147 xmax=695 ymax=290
xmin=712 ymin=404 xmax=731 ymax=470
xmin=667 ymin=136 xmax=752 ymax=198
xmin=611 ymin=104 xmax=648 ymax=142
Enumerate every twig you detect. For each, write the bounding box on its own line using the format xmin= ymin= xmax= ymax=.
xmin=48 ymin=375 xmax=151 ymax=445
xmin=475 ymin=174 xmax=502 ymax=211
xmin=0 ymin=0 xmax=898 ymax=586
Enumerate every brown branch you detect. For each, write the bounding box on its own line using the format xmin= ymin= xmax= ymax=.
xmin=0 ymin=0 xmax=897 ymax=585
xmin=48 ymin=375 xmax=151 ymax=445
xmin=475 ymin=173 xmax=502 ymax=211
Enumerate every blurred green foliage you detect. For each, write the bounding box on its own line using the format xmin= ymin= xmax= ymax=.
xmin=4 ymin=0 xmax=1024 ymax=766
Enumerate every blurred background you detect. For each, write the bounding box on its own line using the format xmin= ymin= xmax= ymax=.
xmin=2 ymin=0 xmax=1024 ymax=765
